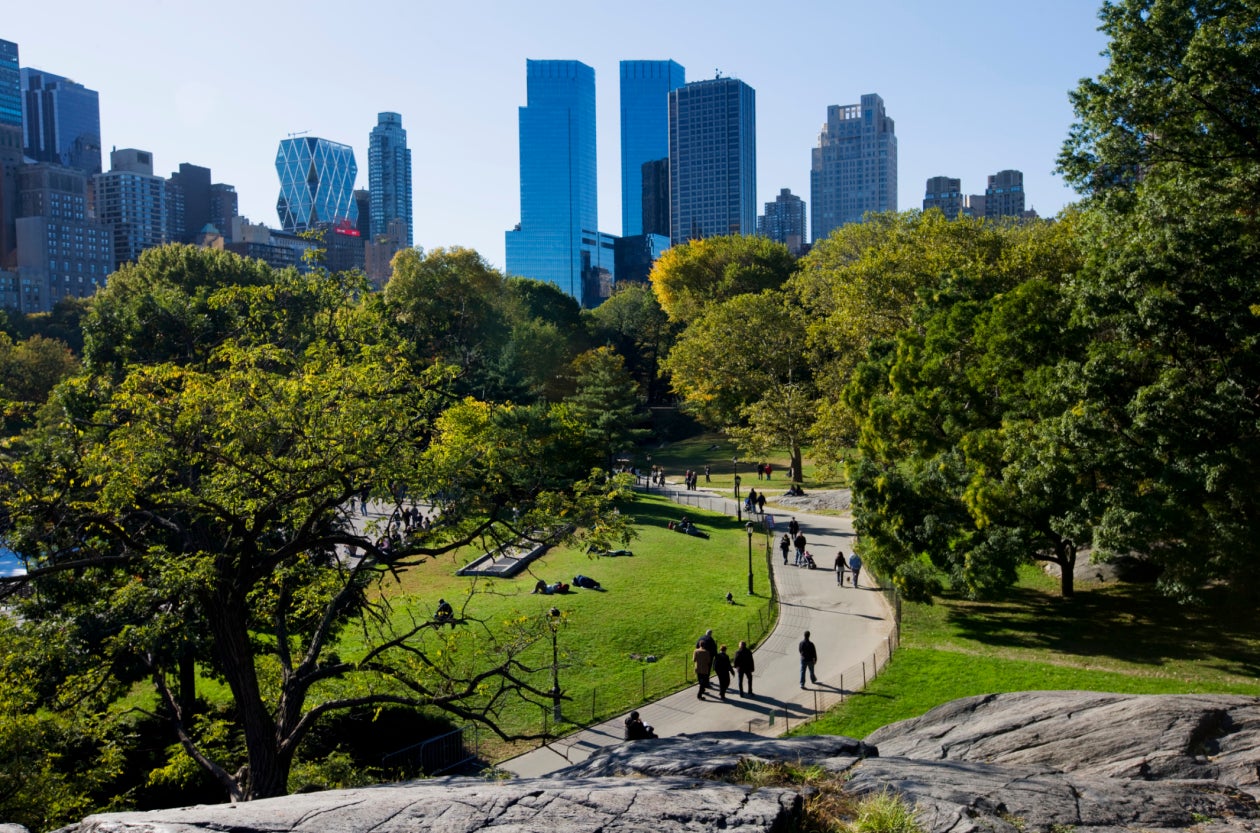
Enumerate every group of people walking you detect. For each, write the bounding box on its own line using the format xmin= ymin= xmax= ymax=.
xmin=778 ymin=517 xmax=863 ymax=585
xmin=692 ymin=629 xmax=756 ymax=701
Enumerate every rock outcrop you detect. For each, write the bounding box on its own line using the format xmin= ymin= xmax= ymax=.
xmin=51 ymin=692 xmax=1260 ymax=833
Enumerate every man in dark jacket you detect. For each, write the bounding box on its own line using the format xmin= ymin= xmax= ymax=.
xmin=733 ymin=640 xmax=755 ymax=696
xmin=799 ymin=631 xmax=818 ymax=688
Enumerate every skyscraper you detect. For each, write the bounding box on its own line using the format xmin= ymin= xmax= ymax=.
xmin=620 ymin=60 xmax=684 ymax=238
xmin=0 ymin=39 xmax=20 ymax=129
xmin=923 ymin=176 xmax=963 ymax=217
xmin=669 ymin=76 xmax=756 ymax=243
xmin=811 ymin=94 xmax=897 ymax=242
xmin=641 ymin=158 xmax=670 ymax=238
xmin=505 ymin=60 xmax=599 ymax=303
xmin=94 ymin=148 xmax=169 ymax=271
xmin=275 ymin=136 xmax=358 ymax=233
xmin=757 ymin=188 xmax=807 ymax=255
xmin=0 ymin=39 xmax=22 ymax=266
xmin=368 ymin=112 xmax=412 ymax=246
xmin=21 ymin=68 xmax=102 ymax=176
xmin=984 ymin=169 xmax=1025 ymax=218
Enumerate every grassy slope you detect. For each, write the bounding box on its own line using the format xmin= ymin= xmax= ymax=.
xmin=326 ymin=490 xmax=778 ymax=750
xmin=795 ymin=564 xmax=1260 ymax=739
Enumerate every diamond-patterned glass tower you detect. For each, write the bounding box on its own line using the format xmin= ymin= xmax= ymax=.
xmin=275 ymin=136 xmax=358 ymax=233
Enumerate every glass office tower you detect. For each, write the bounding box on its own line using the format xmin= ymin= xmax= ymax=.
xmin=619 ymin=60 xmax=683 ymax=237
xmin=0 ymin=39 xmax=20 ymax=128
xmin=368 ymin=112 xmax=412 ymax=246
xmin=275 ymin=136 xmax=358 ymax=232
xmin=669 ymin=76 xmax=756 ymax=243
xmin=21 ymin=68 xmax=102 ymax=175
xmin=505 ymin=60 xmax=598 ymax=302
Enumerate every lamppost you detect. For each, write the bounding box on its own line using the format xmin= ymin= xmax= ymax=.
xmin=547 ymin=606 xmax=563 ymax=722
xmin=733 ymin=457 xmax=742 ymax=521
xmin=645 ymin=454 xmax=652 ymax=492
xmin=746 ymin=520 xmax=754 ymax=595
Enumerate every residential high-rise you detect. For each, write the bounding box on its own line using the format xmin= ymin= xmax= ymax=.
xmin=15 ymin=162 xmax=114 ymax=312
xmin=669 ymin=76 xmax=756 ymax=243
xmin=505 ymin=60 xmax=600 ymax=303
xmin=810 ymin=94 xmax=897 ymax=241
xmin=353 ymin=188 xmax=371 ymax=238
xmin=21 ymin=68 xmax=102 ymax=176
xmin=368 ymin=112 xmax=412 ymax=246
xmin=620 ymin=60 xmax=684 ymax=238
xmin=757 ymin=188 xmax=807 ymax=255
xmin=208 ymin=182 xmax=238 ymax=240
xmin=275 ymin=136 xmax=358 ymax=233
xmin=923 ymin=176 xmax=963 ymax=217
xmin=94 ymin=148 xmax=169 ymax=271
xmin=984 ymin=169 xmax=1025 ymax=218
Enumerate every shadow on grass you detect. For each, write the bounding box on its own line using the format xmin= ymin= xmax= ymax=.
xmin=942 ymin=582 xmax=1260 ymax=677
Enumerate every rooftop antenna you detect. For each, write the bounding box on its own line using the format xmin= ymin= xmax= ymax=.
xmin=287 ymin=130 xmax=308 ymax=138
xmin=715 ymin=68 xmax=723 ymax=79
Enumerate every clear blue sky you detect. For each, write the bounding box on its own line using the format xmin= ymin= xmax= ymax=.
xmin=7 ymin=1 xmax=1109 ymax=271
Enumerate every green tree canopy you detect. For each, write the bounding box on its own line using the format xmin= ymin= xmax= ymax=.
xmin=649 ymin=235 xmax=795 ymax=325
xmin=1 ymin=247 xmax=630 ymax=803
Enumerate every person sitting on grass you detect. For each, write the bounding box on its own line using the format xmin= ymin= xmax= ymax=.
xmin=434 ymin=598 xmax=454 ymax=621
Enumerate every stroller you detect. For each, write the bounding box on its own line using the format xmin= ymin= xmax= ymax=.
xmin=802 ymin=551 xmax=817 ymax=570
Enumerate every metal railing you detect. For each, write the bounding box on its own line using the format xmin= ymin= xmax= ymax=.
xmin=383 ymin=724 xmax=479 ymax=775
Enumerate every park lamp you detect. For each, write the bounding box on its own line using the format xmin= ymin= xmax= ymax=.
xmin=745 ymin=520 xmax=755 ymax=595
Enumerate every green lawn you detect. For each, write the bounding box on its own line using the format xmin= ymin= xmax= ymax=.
xmin=325 ymin=490 xmax=778 ymax=756
xmin=633 ymin=432 xmax=850 ymax=496
xmin=795 ymin=565 xmax=1260 ymax=739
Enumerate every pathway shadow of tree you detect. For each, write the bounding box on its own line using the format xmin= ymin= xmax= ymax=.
xmin=943 ymin=582 xmax=1260 ymax=675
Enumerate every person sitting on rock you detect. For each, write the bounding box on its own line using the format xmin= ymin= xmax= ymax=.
xmin=624 ymin=710 xmax=657 ymax=740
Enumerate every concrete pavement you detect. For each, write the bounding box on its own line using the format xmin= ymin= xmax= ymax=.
xmin=501 ymin=485 xmax=896 ymax=777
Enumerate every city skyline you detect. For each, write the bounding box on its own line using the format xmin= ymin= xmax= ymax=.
xmin=4 ymin=1 xmax=1109 ymax=271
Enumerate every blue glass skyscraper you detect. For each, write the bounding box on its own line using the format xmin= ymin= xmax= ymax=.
xmin=368 ymin=112 xmax=412 ymax=246
xmin=505 ymin=60 xmax=598 ymax=303
xmin=275 ymin=136 xmax=358 ymax=232
xmin=21 ymin=68 xmax=102 ymax=175
xmin=619 ymin=60 xmax=683 ymax=237
xmin=669 ymin=77 xmax=757 ymax=242
xmin=0 ymin=39 xmax=20 ymax=128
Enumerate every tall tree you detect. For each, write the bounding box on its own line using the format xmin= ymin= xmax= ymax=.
xmin=0 ymin=247 xmax=630 ymax=801
xmin=1056 ymin=0 xmax=1260 ymax=599
xmin=564 ymin=346 xmax=650 ymax=473
xmin=585 ymin=283 xmax=678 ymax=405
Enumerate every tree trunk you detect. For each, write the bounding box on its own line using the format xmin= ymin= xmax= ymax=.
xmin=1057 ymin=541 xmax=1077 ymax=598
xmin=790 ymin=444 xmax=804 ymax=485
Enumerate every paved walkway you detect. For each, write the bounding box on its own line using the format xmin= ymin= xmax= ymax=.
xmin=502 ymin=483 xmax=896 ymax=777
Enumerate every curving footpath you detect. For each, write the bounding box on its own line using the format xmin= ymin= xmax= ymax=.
xmin=501 ymin=483 xmax=896 ymax=777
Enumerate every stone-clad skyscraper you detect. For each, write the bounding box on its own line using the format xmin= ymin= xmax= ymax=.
xmin=505 ymin=60 xmax=599 ymax=302
xmin=669 ymin=76 xmax=756 ymax=243
xmin=620 ymin=60 xmax=684 ymax=238
xmin=811 ymin=94 xmax=896 ymax=241
xmin=368 ymin=112 xmax=412 ymax=246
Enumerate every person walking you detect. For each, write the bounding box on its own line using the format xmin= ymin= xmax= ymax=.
xmin=788 ymin=517 xmax=799 ymax=538
xmin=834 ymin=550 xmax=847 ymax=585
xmin=799 ymin=631 xmax=819 ymax=688
xmin=713 ymin=644 xmax=733 ymax=700
xmin=733 ymin=640 xmax=755 ymax=697
xmin=793 ymin=532 xmax=807 ymax=566
xmin=779 ymin=533 xmax=791 ymax=565
xmin=704 ymin=465 xmax=711 ymax=483
xmin=696 ymin=628 xmax=717 ymax=659
xmin=849 ymin=553 xmax=863 ymax=588
xmin=756 ymin=492 xmax=766 ymax=514
xmin=693 ymin=643 xmax=713 ymax=699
